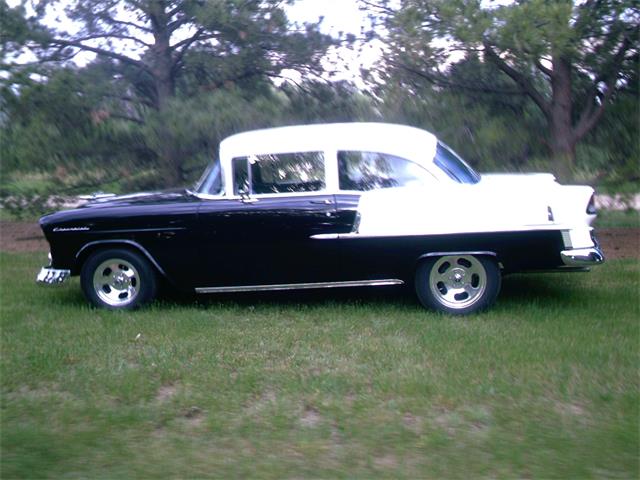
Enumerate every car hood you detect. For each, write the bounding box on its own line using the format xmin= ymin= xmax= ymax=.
xmin=79 ymin=189 xmax=194 ymax=208
xmin=39 ymin=188 xmax=199 ymax=231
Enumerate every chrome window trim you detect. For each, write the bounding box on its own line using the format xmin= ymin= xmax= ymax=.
xmin=231 ymin=151 xmax=328 ymax=198
xmin=226 ymin=190 xmax=334 ymax=201
xmin=195 ymin=279 xmax=404 ymax=294
xmin=192 ymin=192 xmax=227 ymax=200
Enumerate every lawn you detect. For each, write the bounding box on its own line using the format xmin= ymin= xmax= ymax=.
xmin=595 ymin=209 xmax=640 ymax=228
xmin=1 ymin=252 xmax=638 ymax=478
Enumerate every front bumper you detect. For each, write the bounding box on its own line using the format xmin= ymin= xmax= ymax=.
xmin=36 ymin=267 xmax=71 ymax=285
xmin=560 ymin=247 xmax=605 ymax=267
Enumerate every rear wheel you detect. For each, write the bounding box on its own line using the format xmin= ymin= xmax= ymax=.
xmin=81 ymin=248 xmax=157 ymax=310
xmin=415 ymin=254 xmax=501 ymax=315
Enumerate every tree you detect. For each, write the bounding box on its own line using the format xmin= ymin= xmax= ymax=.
xmin=7 ymin=0 xmax=334 ymax=185
xmin=362 ymin=0 xmax=638 ymax=180
xmin=279 ymin=80 xmax=378 ymax=123
xmin=376 ymin=55 xmax=548 ymax=172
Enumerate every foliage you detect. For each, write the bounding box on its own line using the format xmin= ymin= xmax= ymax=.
xmin=376 ymin=55 xmax=548 ymax=173
xmin=2 ymin=0 xmax=336 ymax=185
xmin=0 ymin=0 xmax=637 ymax=205
xmin=366 ymin=0 xmax=639 ymax=180
xmin=279 ymin=80 xmax=380 ymax=124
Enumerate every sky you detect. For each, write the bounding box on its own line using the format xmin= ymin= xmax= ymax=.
xmin=287 ymin=0 xmax=368 ymax=37
xmin=285 ymin=0 xmax=381 ymax=85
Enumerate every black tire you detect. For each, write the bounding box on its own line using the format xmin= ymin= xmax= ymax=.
xmin=415 ymin=254 xmax=501 ymax=315
xmin=80 ymin=248 xmax=158 ymax=310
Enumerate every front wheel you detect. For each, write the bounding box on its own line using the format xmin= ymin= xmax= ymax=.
xmin=81 ymin=248 xmax=157 ymax=310
xmin=415 ymin=255 xmax=501 ymax=315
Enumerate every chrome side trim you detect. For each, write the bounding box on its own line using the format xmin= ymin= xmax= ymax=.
xmin=418 ymin=251 xmax=497 ymax=260
xmin=75 ymin=240 xmax=169 ymax=279
xmin=195 ymin=279 xmax=404 ymax=294
xmin=85 ymin=227 xmax=186 ymax=235
xmin=36 ymin=267 xmax=71 ymax=285
xmin=311 ymin=233 xmax=341 ymax=240
xmin=561 ymin=247 xmax=605 ymax=267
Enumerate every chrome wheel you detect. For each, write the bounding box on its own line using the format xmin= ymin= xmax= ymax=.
xmin=428 ymin=255 xmax=488 ymax=310
xmin=92 ymin=258 xmax=140 ymax=307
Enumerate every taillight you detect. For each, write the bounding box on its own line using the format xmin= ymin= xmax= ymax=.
xmin=586 ymin=194 xmax=597 ymax=214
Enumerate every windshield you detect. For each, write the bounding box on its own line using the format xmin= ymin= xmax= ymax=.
xmin=434 ymin=142 xmax=481 ymax=184
xmin=194 ymin=159 xmax=223 ymax=195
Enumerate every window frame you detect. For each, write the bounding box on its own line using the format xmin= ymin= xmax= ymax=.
xmin=230 ymin=151 xmax=330 ymax=199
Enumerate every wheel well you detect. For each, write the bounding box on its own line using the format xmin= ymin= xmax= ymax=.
xmin=74 ymin=241 xmax=167 ymax=280
xmin=415 ymin=251 xmax=502 ymax=270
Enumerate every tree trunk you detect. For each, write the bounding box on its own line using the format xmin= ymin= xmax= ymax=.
xmin=549 ymin=54 xmax=576 ymax=183
xmin=155 ymin=76 xmax=182 ymax=186
xmin=149 ymin=3 xmax=182 ymax=187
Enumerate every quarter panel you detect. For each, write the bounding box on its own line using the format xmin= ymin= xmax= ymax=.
xmin=314 ymin=230 xmax=566 ymax=282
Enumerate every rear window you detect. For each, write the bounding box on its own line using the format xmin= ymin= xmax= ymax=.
xmin=338 ymin=151 xmax=434 ymax=191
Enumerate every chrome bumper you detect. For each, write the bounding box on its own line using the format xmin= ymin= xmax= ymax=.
xmin=560 ymin=247 xmax=605 ymax=267
xmin=36 ymin=267 xmax=71 ymax=285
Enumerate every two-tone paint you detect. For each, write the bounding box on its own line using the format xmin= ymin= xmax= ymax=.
xmin=39 ymin=189 xmax=592 ymax=293
xmin=37 ymin=122 xmax=604 ymax=303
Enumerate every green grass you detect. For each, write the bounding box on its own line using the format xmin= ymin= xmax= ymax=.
xmin=1 ymin=252 xmax=638 ymax=479
xmin=595 ymin=209 xmax=640 ymax=228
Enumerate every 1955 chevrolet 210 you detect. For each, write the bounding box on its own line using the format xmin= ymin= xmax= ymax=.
xmin=37 ymin=123 xmax=604 ymax=314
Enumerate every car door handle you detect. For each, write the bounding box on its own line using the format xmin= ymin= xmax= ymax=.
xmin=309 ymin=199 xmax=333 ymax=205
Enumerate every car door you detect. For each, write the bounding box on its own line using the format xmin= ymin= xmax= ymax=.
xmin=194 ymin=152 xmax=345 ymax=288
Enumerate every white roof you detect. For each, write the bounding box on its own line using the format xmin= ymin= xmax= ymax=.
xmin=219 ymin=123 xmax=439 ymax=168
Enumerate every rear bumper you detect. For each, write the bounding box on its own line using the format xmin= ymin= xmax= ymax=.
xmin=560 ymin=247 xmax=605 ymax=267
xmin=36 ymin=267 xmax=71 ymax=285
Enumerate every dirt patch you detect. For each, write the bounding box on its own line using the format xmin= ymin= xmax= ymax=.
xmin=299 ymin=405 xmax=322 ymax=428
xmin=1 ymin=221 xmax=48 ymax=253
xmin=373 ymin=454 xmax=398 ymax=469
xmin=595 ymin=228 xmax=639 ymax=260
xmin=1 ymin=221 xmax=638 ymax=259
xmin=156 ymin=384 xmax=178 ymax=403
xmin=181 ymin=406 xmax=205 ymax=428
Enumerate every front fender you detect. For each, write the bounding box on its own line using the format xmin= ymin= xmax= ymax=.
xmin=74 ymin=240 xmax=171 ymax=283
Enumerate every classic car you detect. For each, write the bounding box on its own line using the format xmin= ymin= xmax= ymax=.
xmin=36 ymin=122 xmax=604 ymax=314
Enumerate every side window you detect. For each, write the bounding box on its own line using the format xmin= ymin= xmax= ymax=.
xmin=233 ymin=152 xmax=325 ymax=195
xmin=338 ymin=151 xmax=434 ymax=191
xmin=233 ymin=157 xmax=249 ymax=195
